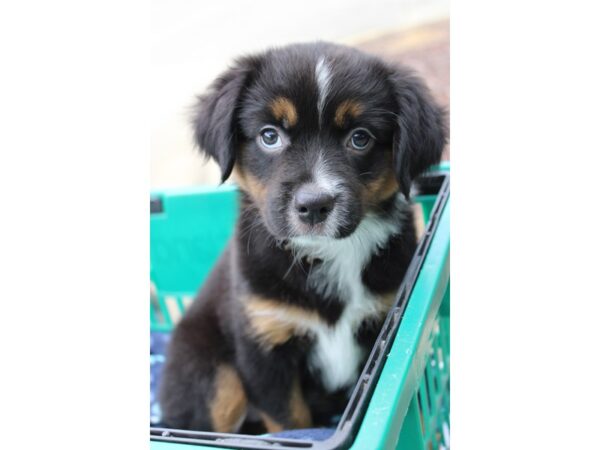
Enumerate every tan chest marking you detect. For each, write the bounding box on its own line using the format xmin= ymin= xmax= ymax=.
xmin=244 ymin=296 xmax=324 ymax=350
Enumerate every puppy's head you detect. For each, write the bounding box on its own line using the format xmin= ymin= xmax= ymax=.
xmin=193 ymin=43 xmax=446 ymax=240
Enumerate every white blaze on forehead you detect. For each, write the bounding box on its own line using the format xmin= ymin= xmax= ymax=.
xmin=315 ymin=56 xmax=332 ymax=125
xmin=313 ymin=152 xmax=342 ymax=195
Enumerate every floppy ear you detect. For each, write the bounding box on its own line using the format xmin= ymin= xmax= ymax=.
xmin=388 ymin=66 xmax=447 ymax=198
xmin=191 ymin=56 xmax=261 ymax=182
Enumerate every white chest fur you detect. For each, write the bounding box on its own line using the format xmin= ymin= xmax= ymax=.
xmin=290 ymin=204 xmax=405 ymax=392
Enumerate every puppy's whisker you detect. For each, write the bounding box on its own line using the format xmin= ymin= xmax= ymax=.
xmin=283 ymin=246 xmax=304 ymax=280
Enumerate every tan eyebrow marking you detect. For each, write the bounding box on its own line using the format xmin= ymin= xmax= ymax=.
xmin=269 ymin=97 xmax=298 ymax=127
xmin=334 ymin=99 xmax=364 ymax=127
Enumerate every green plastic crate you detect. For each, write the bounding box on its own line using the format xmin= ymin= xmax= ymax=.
xmin=150 ymin=163 xmax=450 ymax=450
xmin=150 ymin=184 xmax=238 ymax=332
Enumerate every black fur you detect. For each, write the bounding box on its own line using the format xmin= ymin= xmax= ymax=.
xmin=192 ymin=55 xmax=263 ymax=182
xmin=388 ymin=68 xmax=447 ymax=199
xmin=159 ymin=42 xmax=446 ymax=433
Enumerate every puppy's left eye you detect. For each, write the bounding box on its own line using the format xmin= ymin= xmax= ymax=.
xmin=347 ymin=128 xmax=374 ymax=151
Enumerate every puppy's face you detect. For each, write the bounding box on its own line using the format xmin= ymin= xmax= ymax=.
xmin=193 ymin=43 xmax=446 ymax=240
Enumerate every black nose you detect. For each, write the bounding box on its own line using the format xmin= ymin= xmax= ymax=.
xmin=294 ymin=186 xmax=335 ymax=225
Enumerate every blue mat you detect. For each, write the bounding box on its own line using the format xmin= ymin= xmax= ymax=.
xmin=150 ymin=332 xmax=170 ymax=425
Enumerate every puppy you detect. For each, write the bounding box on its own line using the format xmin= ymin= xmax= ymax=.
xmin=159 ymin=42 xmax=446 ymax=433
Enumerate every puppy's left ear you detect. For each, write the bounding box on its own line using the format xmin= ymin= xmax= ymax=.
xmin=388 ymin=66 xmax=447 ymax=198
xmin=191 ymin=55 xmax=262 ymax=182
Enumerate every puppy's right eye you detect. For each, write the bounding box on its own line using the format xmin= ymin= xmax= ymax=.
xmin=259 ymin=127 xmax=283 ymax=150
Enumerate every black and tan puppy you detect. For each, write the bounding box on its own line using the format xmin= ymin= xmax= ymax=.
xmin=159 ymin=42 xmax=446 ymax=433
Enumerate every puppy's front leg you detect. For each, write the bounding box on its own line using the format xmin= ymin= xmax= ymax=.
xmin=261 ymin=378 xmax=312 ymax=433
xmin=236 ymin=338 xmax=312 ymax=432
xmin=235 ymin=295 xmax=316 ymax=431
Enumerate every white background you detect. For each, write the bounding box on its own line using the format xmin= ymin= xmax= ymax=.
xmin=1 ymin=1 xmax=600 ymax=449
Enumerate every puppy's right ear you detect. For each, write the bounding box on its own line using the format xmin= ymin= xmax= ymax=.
xmin=387 ymin=65 xmax=447 ymax=199
xmin=191 ymin=56 xmax=261 ymax=182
